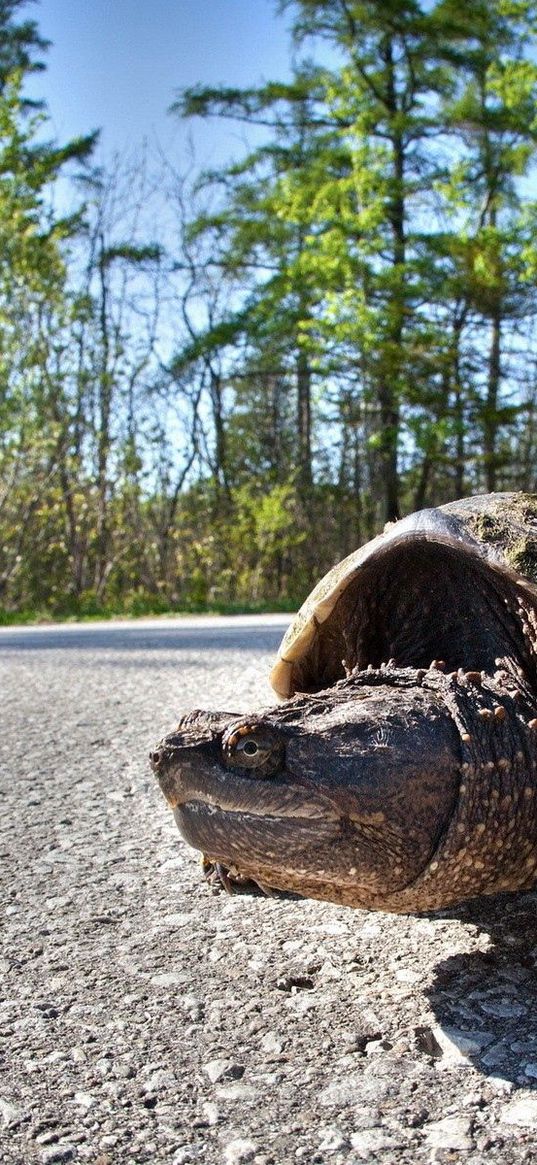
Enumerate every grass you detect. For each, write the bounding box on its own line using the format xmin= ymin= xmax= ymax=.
xmin=0 ymin=597 xmax=297 ymax=626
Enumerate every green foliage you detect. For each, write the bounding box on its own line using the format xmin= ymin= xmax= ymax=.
xmin=3 ymin=1 xmax=537 ymax=620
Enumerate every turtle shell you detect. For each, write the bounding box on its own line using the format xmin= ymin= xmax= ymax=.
xmin=270 ymin=491 xmax=537 ymax=699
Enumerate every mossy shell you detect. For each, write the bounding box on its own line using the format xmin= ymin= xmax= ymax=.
xmin=270 ymin=492 xmax=537 ymax=699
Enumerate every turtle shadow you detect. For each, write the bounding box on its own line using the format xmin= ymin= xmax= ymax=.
xmin=424 ymin=891 xmax=537 ymax=1086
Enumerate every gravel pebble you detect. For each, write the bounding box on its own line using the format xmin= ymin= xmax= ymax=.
xmin=0 ymin=1098 xmax=21 ymax=1128
xmin=317 ymin=1124 xmax=348 ymax=1152
xmin=501 ymin=1094 xmax=537 ymax=1128
xmin=350 ymin=1127 xmax=409 ymax=1155
xmin=204 ymin=1060 xmax=244 ymax=1084
xmin=40 ymin=1147 xmax=75 ymax=1164
xmin=223 ymin=1139 xmax=257 ymax=1164
xmin=425 ymin=1116 xmax=474 ymax=1149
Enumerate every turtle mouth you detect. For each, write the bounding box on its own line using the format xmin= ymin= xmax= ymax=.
xmin=152 ymin=738 xmax=340 ymax=822
xmin=163 ymin=773 xmax=339 ymax=822
xmin=175 ymin=799 xmax=339 ymax=858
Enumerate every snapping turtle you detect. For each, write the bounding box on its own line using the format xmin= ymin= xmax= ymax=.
xmin=150 ymin=492 xmax=537 ymax=912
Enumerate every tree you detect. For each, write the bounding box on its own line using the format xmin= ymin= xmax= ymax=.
xmin=275 ymin=1 xmax=458 ymax=519
xmin=0 ymin=72 xmax=96 ymax=607
xmin=434 ymin=0 xmax=537 ymax=492
xmin=172 ymin=69 xmax=338 ymax=496
xmin=5 ymin=0 xmax=537 ymax=618
xmin=176 ymin=3 xmax=474 ymax=522
xmin=0 ymin=1 xmax=49 ymax=93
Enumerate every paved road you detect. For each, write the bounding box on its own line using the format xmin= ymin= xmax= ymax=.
xmin=3 ymin=617 xmax=537 ymax=1163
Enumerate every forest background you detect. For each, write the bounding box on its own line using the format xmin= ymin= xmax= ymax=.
xmin=2 ymin=0 xmax=537 ymax=621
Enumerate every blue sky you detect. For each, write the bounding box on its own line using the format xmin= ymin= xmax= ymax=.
xmin=26 ymin=0 xmax=294 ymax=164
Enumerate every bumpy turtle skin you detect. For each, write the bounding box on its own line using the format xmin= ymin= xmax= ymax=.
xmin=270 ymin=492 xmax=537 ymax=698
xmin=348 ymin=667 xmax=537 ymax=913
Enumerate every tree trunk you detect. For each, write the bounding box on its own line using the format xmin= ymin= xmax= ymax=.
xmin=95 ymin=235 xmax=112 ymax=597
xmin=296 ymin=349 xmax=312 ymax=490
xmin=209 ymin=368 xmax=230 ymax=498
xmin=378 ymin=34 xmax=404 ymax=523
xmin=483 ymin=310 xmax=501 ymax=492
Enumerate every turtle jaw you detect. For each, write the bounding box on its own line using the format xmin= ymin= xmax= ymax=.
xmin=172 ymin=794 xmax=447 ymax=909
xmin=173 ymin=801 xmax=343 ymax=897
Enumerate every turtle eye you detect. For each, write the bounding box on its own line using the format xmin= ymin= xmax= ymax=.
xmin=222 ymin=723 xmax=284 ymax=775
xmin=225 ymin=732 xmax=267 ymax=768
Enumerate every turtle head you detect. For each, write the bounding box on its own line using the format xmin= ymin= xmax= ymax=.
xmin=150 ymin=675 xmax=467 ymax=909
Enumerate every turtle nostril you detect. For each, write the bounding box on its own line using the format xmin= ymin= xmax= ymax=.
xmin=150 ymin=750 xmax=161 ymax=768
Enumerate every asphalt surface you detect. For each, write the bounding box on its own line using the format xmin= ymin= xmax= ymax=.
xmin=3 ymin=615 xmax=537 ymax=1164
